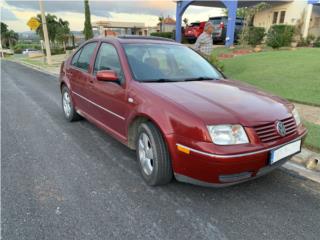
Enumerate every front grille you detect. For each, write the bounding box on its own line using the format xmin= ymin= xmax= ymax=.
xmin=253 ymin=116 xmax=297 ymax=143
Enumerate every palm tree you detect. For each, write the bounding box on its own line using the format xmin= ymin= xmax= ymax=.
xmin=35 ymin=13 xmax=59 ymax=43
xmin=3 ymin=30 xmax=19 ymax=49
xmin=158 ymin=16 xmax=164 ymax=32
xmin=183 ymin=18 xmax=189 ymax=27
xmin=56 ymin=18 xmax=70 ymax=52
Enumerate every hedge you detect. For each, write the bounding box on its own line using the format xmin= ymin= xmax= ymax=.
xmin=13 ymin=43 xmax=41 ymax=54
xmin=266 ymin=25 xmax=295 ymax=49
xmin=314 ymin=37 xmax=320 ymax=48
xmin=150 ymin=32 xmax=173 ymax=39
xmin=247 ymin=27 xmax=265 ymax=46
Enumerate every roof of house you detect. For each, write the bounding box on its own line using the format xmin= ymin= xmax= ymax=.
xmin=158 ymin=17 xmax=176 ymax=26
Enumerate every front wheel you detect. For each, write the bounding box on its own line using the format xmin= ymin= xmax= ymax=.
xmin=61 ymin=86 xmax=81 ymax=122
xmin=136 ymin=122 xmax=173 ymax=186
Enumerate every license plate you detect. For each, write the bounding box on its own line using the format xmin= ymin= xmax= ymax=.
xmin=270 ymin=140 xmax=301 ymax=165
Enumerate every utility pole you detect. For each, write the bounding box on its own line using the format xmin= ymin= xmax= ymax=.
xmin=39 ymin=0 xmax=52 ymax=65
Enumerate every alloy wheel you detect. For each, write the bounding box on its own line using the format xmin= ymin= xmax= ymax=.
xmin=138 ymin=133 xmax=154 ymax=175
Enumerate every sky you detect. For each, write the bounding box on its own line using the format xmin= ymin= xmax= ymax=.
xmin=1 ymin=0 xmax=223 ymax=32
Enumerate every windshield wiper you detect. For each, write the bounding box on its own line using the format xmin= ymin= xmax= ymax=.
xmin=183 ymin=77 xmax=219 ymax=81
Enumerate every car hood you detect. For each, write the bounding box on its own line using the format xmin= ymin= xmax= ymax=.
xmin=143 ymin=79 xmax=293 ymax=126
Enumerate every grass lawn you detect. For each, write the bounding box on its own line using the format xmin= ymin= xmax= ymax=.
xmin=303 ymin=121 xmax=320 ymax=152
xmin=220 ymin=48 xmax=320 ymax=106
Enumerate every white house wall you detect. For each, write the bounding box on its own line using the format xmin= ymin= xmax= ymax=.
xmin=254 ymin=0 xmax=320 ymax=37
xmin=309 ymin=5 xmax=320 ymax=36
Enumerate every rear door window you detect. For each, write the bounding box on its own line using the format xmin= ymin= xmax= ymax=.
xmin=71 ymin=49 xmax=81 ymax=66
xmin=74 ymin=42 xmax=97 ymax=71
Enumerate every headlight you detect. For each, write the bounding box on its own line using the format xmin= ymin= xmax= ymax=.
xmin=292 ymin=108 xmax=301 ymax=126
xmin=207 ymin=125 xmax=249 ymax=145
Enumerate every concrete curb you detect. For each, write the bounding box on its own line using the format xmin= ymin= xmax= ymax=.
xmin=291 ymin=148 xmax=320 ymax=171
xmin=282 ymin=161 xmax=320 ymax=184
xmin=5 ymin=59 xmax=320 ymax=184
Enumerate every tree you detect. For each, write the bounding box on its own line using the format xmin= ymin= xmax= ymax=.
xmin=238 ymin=3 xmax=270 ymax=46
xmin=35 ymin=13 xmax=59 ymax=43
xmin=33 ymin=14 xmax=70 ymax=50
xmin=1 ymin=22 xmax=9 ymax=47
xmin=83 ymin=0 xmax=93 ymax=40
xmin=1 ymin=22 xmax=19 ymax=49
xmin=4 ymin=30 xmax=19 ymax=48
xmin=158 ymin=16 xmax=164 ymax=32
xmin=223 ymin=3 xmax=268 ymax=25
xmin=56 ymin=18 xmax=70 ymax=52
xmin=1 ymin=22 xmax=8 ymax=37
xmin=223 ymin=8 xmax=248 ymax=18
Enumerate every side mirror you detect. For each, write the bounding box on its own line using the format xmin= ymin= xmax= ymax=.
xmin=96 ymin=70 xmax=118 ymax=82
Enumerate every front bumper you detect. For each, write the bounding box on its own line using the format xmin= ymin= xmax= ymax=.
xmin=167 ymin=129 xmax=307 ymax=187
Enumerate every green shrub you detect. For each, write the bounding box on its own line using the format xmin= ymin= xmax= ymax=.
xmin=314 ymin=37 xmax=320 ymax=48
xmin=298 ymin=34 xmax=316 ymax=47
xmin=150 ymin=32 xmax=173 ymax=39
xmin=66 ymin=46 xmax=76 ymax=50
xmin=44 ymin=48 xmax=65 ymax=55
xmin=266 ymin=25 xmax=295 ymax=49
xmin=247 ymin=27 xmax=265 ymax=46
xmin=13 ymin=43 xmax=41 ymax=54
xmin=298 ymin=38 xmax=309 ymax=47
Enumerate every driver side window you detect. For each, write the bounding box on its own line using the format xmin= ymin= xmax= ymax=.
xmin=94 ymin=43 xmax=124 ymax=83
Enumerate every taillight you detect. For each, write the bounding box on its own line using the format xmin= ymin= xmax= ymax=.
xmin=220 ymin=22 xmax=224 ymax=29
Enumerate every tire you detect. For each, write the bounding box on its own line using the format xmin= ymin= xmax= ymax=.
xmin=136 ymin=122 xmax=173 ymax=186
xmin=61 ymin=86 xmax=81 ymax=122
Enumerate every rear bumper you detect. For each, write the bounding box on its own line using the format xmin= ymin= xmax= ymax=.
xmin=166 ymin=130 xmax=307 ymax=187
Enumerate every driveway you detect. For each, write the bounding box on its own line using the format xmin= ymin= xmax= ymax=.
xmin=2 ymin=61 xmax=320 ymax=240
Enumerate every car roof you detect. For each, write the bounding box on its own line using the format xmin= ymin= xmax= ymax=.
xmin=94 ymin=35 xmax=181 ymax=45
xmin=209 ymin=16 xmax=244 ymax=20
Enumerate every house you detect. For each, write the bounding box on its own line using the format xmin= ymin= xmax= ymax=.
xmin=92 ymin=21 xmax=154 ymax=37
xmin=253 ymin=0 xmax=320 ymax=38
xmin=158 ymin=16 xmax=176 ymax=32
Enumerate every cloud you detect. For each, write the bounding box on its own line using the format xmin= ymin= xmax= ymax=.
xmin=4 ymin=0 xmax=176 ymax=18
xmin=1 ymin=7 xmax=18 ymax=20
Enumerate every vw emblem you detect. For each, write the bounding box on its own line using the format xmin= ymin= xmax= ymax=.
xmin=276 ymin=121 xmax=286 ymax=136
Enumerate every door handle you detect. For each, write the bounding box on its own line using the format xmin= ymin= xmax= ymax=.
xmin=88 ymin=79 xmax=94 ymax=89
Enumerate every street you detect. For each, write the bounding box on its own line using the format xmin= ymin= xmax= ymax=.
xmin=2 ymin=60 xmax=320 ymax=240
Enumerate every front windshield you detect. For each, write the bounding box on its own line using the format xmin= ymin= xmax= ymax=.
xmin=123 ymin=44 xmax=223 ymax=82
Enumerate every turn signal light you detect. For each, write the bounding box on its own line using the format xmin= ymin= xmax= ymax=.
xmin=177 ymin=145 xmax=190 ymax=154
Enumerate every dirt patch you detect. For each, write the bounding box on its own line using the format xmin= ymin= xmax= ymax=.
xmin=295 ymin=103 xmax=320 ymax=125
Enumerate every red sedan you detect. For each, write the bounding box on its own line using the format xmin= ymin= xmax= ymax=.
xmin=59 ymin=36 xmax=307 ymax=187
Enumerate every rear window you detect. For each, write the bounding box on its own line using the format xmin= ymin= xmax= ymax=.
xmin=209 ymin=18 xmax=227 ymax=25
xmin=209 ymin=17 xmax=243 ymax=25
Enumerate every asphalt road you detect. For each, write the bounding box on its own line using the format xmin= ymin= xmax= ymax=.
xmin=2 ymin=60 xmax=320 ymax=240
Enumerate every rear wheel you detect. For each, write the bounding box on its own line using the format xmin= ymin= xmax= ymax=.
xmin=61 ymin=86 xmax=81 ymax=122
xmin=136 ymin=122 xmax=173 ymax=186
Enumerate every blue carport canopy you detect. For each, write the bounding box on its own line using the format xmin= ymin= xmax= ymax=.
xmin=175 ymin=0 xmax=292 ymax=46
xmin=308 ymin=0 xmax=320 ymax=5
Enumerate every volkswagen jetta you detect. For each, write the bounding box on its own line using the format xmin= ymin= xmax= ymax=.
xmin=59 ymin=36 xmax=307 ymax=187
